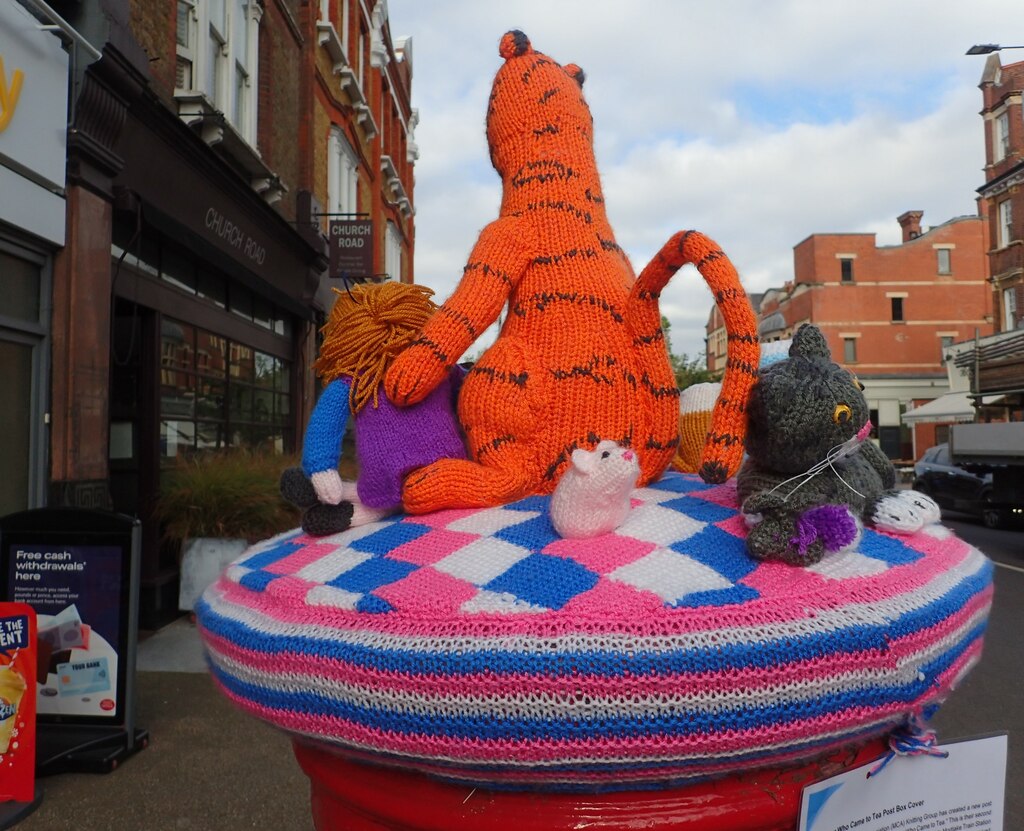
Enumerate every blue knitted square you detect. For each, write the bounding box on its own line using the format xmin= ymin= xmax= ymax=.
xmin=484 ymin=553 xmax=598 ymax=610
xmin=493 ymin=513 xmax=561 ymax=550
xmin=237 ymin=569 xmax=280 ymax=593
xmin=661 ymin=495 xmax=736 ymax=524
xmin=349 ymin=522 xmax=431 ymax=555
xmin=646 ymin=475 xmax=713 ymax=495
xmin=239 ymin=538 xmax=304 ymax=570
xmin=671 ymin=525 xmax=758 ymax=583
xmin=327 ymin=556 xmax=418 ymax=594
xmin=859 ymin=530 xmax=924 ymax=566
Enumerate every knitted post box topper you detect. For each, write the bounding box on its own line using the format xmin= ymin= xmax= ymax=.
xmin=383 ymin=30 xmax=761 ymax=514
xmin=737 ymin=324 xmax=940 ymax=565
xmin=280 ymin=283 xmax=467 ymax=536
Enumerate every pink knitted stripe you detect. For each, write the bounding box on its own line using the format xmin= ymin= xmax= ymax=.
xmin=214 ymin=687 xmax=957 ymax=766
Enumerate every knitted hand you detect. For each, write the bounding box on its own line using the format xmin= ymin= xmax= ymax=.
xmin=746 ymin=503 xmax=859 ymax=565
xmin=384 ymin=346 xmax=451 ymax=408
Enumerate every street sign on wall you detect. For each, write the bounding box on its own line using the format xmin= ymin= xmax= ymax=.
xmin=329 ymin=220 xmax=373 ymax=279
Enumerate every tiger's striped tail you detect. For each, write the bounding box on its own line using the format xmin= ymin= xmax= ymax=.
xmin=631 ymin=230 xmax=759 ymax=484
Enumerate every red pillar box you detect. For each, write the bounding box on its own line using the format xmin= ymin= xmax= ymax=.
xmin=0 ymin=602 xmax=36 ymax=804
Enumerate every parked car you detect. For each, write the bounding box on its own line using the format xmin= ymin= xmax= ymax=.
xmin=912 ymin=443 xmax=1001 ymax=528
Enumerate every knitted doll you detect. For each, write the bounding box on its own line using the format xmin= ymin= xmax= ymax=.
xmin=280 ymin=283 xmax=467 ymax=536
xmin=737 ymin=324 xmax=940 ymax=565
xmin=382 ymin=30 xmax=760 ymax=514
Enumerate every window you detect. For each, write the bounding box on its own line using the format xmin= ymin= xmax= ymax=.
xmin=891 ymin=297 xmax=904 ymax=322
xmin=1005 ymin=286 xmax=1019 ymax=331
xmin=998 ymin=199 xmax=1013 ymax=248
xmin=161 ymin=319 xmax=292 ymax=461
xmin=328 ymin=127 xmax=360 ymax=218
xmin=995 ymin=111 xmax=1010 ymax=162
xmin=384 ymin=221 xmax=402 ymax=281
xmin=843 ymin=337 xmax=857 ymax=363
xmin=936 ymin=248 xmax=951 ymax=275
xmin=940 ymin=335 xmax=954 ymax=361
xmin=176 ymin=1 xmax=195 ymax=89
xmin=840 ymin=258 xmax=854 ymax=283
xmin=175 ymin=0 xmax=261 ymax=143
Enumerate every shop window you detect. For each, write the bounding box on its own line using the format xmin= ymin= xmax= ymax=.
xmin=936 ymin=248 xmax=951 ymax=275
xmin=160 ymin=318 xmax=292 ymax=461
xmin=0 ymin=248 xmax=40 ymax=323
xmin=839 ymin=258 xmax=854 ymax=283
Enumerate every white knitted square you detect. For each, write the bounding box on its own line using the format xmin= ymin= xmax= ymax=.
xmin=631 ymin=485 xmax=687 ymax=505
xmin=296 ymin=547 xmax=374 ymax=584
xmin=304 ymin=584 xmax=363 ymax=610
xmin=609 ymin=547 xmax=733 ymax=603
xmin=460 ymin=589 xmax=547 ymax=614
xmin=615 ymin=503 xmax=706 ymax=546
xmin=806 ymin=549 xmax=889 ymax=580
xmin=445 ymin=507 xmax=542 ymax=536
xmin=433 ymin=538 xmax=532 ymax=586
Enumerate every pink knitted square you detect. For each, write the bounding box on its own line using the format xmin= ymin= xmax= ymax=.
xmin=543 ymin=534 xmax=656 ymax=575
xmin=385 ymin=528 xmax=482 ymax=567
xmin=265 ymin=542 xmax=339 ymax=575
xmin=372 ymin=566 xmax=478 ymax=612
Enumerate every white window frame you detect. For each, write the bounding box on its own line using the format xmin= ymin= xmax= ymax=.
xmin=1005 ymin=286 xmax=1018 ymax=331
xmin=998 ymin=198 xmax=1013 ymax=248
xmin=936 ymin=248 xmax=951 ymax=275
xmin=328 ymin=126 xmax=360 ymax=219
xmin=384 ymin=221 xmax=402 ymax=282
xmin=176 ymin=0 xmax=197 ymax=91
xmin=995 ymin=111 xmax=1010 ymax=162
xmin=176 ymin=0 xmax=261 ymax=144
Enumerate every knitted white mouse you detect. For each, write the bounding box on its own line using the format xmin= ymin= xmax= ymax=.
xmin=549 ymin=440 xmax=640 ymax=538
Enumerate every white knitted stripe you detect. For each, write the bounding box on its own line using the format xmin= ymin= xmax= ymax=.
xmin=203 ymin=546 xmax=988 ymax=658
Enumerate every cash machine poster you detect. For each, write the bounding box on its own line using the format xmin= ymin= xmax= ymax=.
xmin=0 ymin=604 xmax=36 ymax=803
xmin=6 ymin=545 xmax=122 ymax=718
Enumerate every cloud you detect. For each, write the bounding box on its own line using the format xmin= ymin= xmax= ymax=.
xmin=388 ymin=0 xmax=1009 ymax=358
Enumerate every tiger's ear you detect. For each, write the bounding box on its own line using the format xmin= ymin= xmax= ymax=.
xmin=564 ymin=64 xmax=586 ymax=87
xmin=499 ymin=30 xmax=532 ymax=60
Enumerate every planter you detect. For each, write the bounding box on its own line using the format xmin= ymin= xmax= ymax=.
xmin=178 ymin=537 xmax=248 ymax=612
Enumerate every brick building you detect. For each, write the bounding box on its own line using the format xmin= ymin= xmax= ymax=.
xmin=708 ymin=212 xmax=991 ymax=460
xmin=0 ymin=0 xmax=416 ymax=626
xmin=978 ymin=54 xmax=1024 ymax=333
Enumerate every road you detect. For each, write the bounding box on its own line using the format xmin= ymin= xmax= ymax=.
xmin=929 ymin=514 xmax=1023 ymax=830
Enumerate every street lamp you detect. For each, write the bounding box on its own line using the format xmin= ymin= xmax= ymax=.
xmin=966 ymin=44 xmax=1024 ymax=55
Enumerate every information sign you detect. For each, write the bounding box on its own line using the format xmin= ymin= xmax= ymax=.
xmin=800 ymin=734 xmax=1007 ymax=831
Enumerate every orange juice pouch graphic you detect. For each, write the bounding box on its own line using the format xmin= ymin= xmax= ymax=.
xmin=0 ymin=604 xmax=37 ymax=804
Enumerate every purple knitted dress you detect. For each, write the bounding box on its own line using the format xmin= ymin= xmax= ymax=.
xmin=301 ymin=367 xmax=467 ymax=511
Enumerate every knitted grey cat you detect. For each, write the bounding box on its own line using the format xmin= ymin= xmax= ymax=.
xmin=737 ymin=324 xmax=940 ymax=565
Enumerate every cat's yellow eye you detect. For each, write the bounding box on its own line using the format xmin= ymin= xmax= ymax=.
xmin=833 ymin=404 xmax=853 ymax=424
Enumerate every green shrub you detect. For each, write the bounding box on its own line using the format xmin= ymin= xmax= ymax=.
xmin=155 ymin=450 xmax=302 ymax=543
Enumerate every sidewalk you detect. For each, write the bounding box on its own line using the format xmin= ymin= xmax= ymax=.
xmin=17 ymin=617 xmax=315 ymax=831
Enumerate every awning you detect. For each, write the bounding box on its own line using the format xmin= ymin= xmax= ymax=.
xmin=901 ymin=392 xmax=995 ymax=424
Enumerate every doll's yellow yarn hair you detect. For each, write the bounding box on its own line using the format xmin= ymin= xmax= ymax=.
xmin=314 ymin=282 xmax=436 ymax=414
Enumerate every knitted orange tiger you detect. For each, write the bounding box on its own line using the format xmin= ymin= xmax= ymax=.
xmin=384 ymin=31 xmax=759 ymax=513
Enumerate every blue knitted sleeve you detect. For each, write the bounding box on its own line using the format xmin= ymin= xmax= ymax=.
xmin=301 ymin=378 xmax=352 ymax=476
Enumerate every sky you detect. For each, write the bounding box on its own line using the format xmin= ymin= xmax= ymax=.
xmin=386 ymin=0 xmax=1016 ymax=360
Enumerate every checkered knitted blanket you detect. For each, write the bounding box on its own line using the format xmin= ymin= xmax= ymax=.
xmin=196 ymin=472 xmax=992 ymax=790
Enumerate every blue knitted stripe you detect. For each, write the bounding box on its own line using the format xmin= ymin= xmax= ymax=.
xmin=207 ymin=620 xmax=984 ymax=743
xmin=199 ymin=564 xmax=989 ymax=679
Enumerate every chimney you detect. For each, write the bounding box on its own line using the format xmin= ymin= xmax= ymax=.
xmin=897 ymin=211 xmax=923 ymax=242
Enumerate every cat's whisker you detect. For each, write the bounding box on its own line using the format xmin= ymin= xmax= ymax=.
xmin=768 ymin=435 xmax=866 ymax=502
